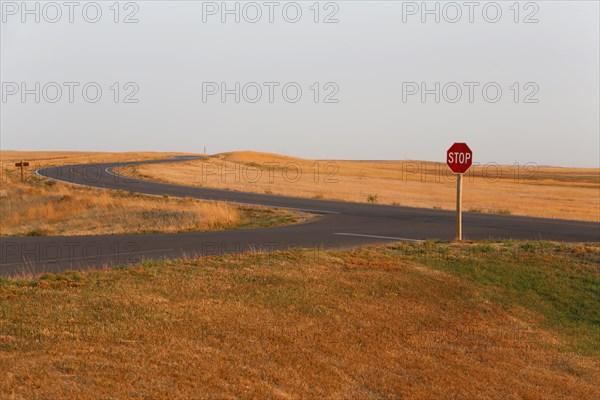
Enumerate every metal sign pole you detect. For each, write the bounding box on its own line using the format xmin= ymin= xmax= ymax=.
xmin=447 ymin=143 xmax=471 ymax=241
xmin=456 ymin=173 xmax=463 ymax=241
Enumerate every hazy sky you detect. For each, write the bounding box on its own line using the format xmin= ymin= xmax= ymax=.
xmin=1 ymin=0 xmax=599 ymax=167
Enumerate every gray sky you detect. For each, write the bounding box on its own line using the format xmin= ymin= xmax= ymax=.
xmin=1 ymin=0 xmax=599 ymax=167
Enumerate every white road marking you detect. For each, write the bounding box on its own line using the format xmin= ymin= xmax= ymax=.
xmin=270 ymin=206 xmax=339 ymax=214
xmin=105 ymin=167 xmax=118 ymax=177
xmin=333 ymin=233 xmax=423 ymax=242
xmin=105 ymin=166 xmax=133 ymax=179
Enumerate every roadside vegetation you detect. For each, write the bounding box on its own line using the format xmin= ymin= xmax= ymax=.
xmin=133 ymin=151 xmax=600 ymax=222
xmin=1 ymin=241 xmax=598 ymax=398
xmin=0 ymin=151 xmax=310 ymax=236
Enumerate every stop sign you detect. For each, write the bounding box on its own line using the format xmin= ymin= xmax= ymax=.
xmin=446 ymin=143 xmax=473 ymax=174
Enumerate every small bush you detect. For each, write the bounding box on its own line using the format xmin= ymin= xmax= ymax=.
xmin=468 ymin=208 xmax=484 ymax=213
xmin=25 ymin=228 xmax=51 ymax=237
xmin=367 ymin=194 xmax=378 ymax=203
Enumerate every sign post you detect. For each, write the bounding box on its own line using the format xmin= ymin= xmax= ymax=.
xmin=15 ymin=161 xmax=30 ymax=182
xmin=446 ymin=143 xmax=472 ymax=241
xmin=456 ymin=173 xmax=462 ymax=240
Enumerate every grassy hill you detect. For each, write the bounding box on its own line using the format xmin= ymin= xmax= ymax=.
xmin=1 ymin=241 xmax=598 ymax=398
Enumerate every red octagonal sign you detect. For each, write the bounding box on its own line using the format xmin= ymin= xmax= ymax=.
xmin=446 ymin=143 xmax=473 ymax=174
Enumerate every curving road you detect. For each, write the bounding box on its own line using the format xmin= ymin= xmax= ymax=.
xmin=1 ymin=157 xmax=598 ymax=277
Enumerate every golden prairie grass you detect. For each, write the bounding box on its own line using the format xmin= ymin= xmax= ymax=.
xmin=0 ymin=150 xmax=185 ymax=168
xmin=0 ymin=241 xmax=598 ymax=399
xmin=135 ymin=151 xmax=600 ymax=222
xmin=0 ymin=182 xmax=240 ymax=236
xmin=0 ymin=151 xmax=308 ymax=236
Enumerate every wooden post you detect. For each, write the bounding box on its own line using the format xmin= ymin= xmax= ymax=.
xmin=456 ymin=173 xmax=463 ymax=241
xmin=20 ymin=160 xmax=24 ymax=182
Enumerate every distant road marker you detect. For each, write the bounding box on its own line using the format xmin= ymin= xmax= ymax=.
xmin=15 ymin=160 xmax=29 ymax=181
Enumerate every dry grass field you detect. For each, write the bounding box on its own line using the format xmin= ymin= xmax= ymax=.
xmin=0 ymin=151 xmax=309 ymax=236
xmin=134 ymin=151 xmax=600 ymax=222
xmin=0 ymin=241 xmax=598 ymax=398
xmin=0 ymin=150 xmax=184 ymax=167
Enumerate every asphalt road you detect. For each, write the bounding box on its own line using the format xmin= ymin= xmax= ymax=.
xmin=1 ymin=157 xmax=598 ymax=277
